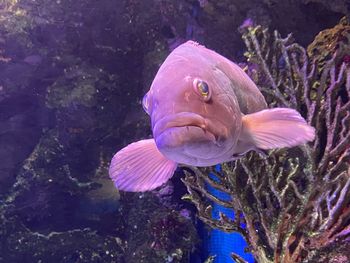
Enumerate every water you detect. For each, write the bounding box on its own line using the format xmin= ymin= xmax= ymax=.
xmin=0 ymin=1 xmax=348 ymax=262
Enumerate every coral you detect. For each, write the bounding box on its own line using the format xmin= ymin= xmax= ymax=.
xmin=307 ymin=17 xmax=350 ymax=71
xmin=183 ymin=18 xmax=350 ymax=262
xmin=119 ymin=191 xmax=198 ymax=263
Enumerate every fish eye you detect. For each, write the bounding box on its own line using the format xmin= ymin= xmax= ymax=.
xmin=193 ymin=78 xmax=211 ymax=101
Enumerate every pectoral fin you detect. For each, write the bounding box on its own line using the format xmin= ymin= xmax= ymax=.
xmin=241 ymin=108 xmax=315 ymax=150
xmin=109 ymin=139 xmax=177 ymax=192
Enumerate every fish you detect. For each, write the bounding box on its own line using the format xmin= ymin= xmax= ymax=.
xmin=77 ymin=178 xmax=120 ymax=220
xmin=109 ymin=40 xmax=315 ymax=192
xmin=23 ymin=54 xmax=42 ymax=66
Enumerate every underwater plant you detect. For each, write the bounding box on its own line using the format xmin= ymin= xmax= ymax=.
xmin=182 ymin=18 xmax=350 ymax=262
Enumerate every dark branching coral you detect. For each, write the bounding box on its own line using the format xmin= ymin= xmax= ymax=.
xmin=183 ymin=18 xmax=350 ymax=262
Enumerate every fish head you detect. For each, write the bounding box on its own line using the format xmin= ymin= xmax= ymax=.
xmin=142 ymin=43 xmax=242 ymax=166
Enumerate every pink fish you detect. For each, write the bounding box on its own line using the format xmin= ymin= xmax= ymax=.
xmin=109 ymin=41 xmax=315 ymax=192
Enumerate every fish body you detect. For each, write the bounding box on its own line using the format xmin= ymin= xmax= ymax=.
xmin=109 ymin=41 xmax=315 ymax=192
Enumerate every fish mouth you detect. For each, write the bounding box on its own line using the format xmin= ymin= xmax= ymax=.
xmin=153 ymin=112 xmax=222 ymax=144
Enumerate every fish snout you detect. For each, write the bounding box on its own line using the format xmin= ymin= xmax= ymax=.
xmin=153 ymin=112 xmax=207 ymax=139
xmin=152 ymin=112 xmax=232 ymax=165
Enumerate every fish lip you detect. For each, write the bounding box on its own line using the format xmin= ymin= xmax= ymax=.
xmin=153 ymin=112 xmax=216 ymax=140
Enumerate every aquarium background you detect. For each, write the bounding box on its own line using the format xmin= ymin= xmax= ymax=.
xmin=0 ymin=0 xmax=348 ymax=262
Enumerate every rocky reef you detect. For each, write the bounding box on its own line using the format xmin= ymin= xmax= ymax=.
xmin=183 ymin=18 xmax=350 ymax=262
xmin=0 ymin=0 xmax=198 ymax=262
